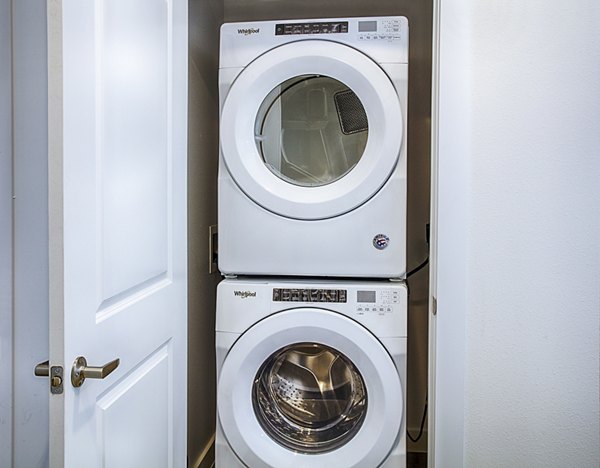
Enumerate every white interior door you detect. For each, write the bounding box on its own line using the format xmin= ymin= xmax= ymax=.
xmin=47 ymin=0 xmax=188 ymax=466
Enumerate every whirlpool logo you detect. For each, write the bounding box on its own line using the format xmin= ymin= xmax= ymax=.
xmin=233 ymin=290 xmax=257 ymax=299
xmin=237 ymin=27 xmax=260 ymax=36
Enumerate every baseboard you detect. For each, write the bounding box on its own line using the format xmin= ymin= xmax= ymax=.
xmin=191 ymin=433 xmax=215 ymax=468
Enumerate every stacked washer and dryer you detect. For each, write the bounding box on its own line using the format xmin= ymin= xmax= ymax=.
xmin=216 ymin=17 xmax=410 ymax=467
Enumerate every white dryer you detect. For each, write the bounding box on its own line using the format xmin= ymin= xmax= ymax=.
xmin=216 ymin=278 xmax=407 ymax=467
xmin=218 ymin=17 xmax=409 ymax=278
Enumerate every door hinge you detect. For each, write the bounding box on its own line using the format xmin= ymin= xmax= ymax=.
xmin=432 ymin=296 xmax=437 ymax=316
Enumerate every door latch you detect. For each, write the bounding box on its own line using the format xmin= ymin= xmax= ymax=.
xmin=34 ymin=360 xmax=64 ymax=394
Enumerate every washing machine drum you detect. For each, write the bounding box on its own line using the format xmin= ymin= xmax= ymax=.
xmin=220 ymin=40 xmax=404 ymax=220
xmin=253 ymin=342 xmax=368 ymax=454
xmin=218 ymin=309 xmax=403 ymax=467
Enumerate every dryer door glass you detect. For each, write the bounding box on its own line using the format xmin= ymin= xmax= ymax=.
xmin=255 ymin=75 xmax=368 ymax=187
xmin=252 ymin=342 xmax=367 ymax=454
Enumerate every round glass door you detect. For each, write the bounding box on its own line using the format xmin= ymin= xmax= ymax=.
xmin=252 ymin=342 xmax=367 ymax=453
xmin=217 ymin=308 xmax=403 ymax=467
xmin=219 ymin=40 xmax=403 ymax=220
xmin=256 ymin=76 xmax=368 ymax=187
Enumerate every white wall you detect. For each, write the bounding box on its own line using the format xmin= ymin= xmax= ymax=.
xmin=435 ymin=0 xmax=600 ymax=466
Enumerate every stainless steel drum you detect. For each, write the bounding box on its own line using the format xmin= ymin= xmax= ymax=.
xmin=252 ymin=342 xmax=367 ymax=454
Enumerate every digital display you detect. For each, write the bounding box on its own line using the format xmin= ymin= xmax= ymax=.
xmin=357 ymin=290 xmax=377 ymax=303
xmin=358 ymin=21 xmax=378 ymax=32
xmin=273 ymin=288 xmax=347 ymax=303
xmin=275 ymin=21 xmax=349 ymax=36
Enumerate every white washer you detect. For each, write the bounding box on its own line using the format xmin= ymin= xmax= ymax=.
xmin=218 ymin=17 xmax=409 ymax=278
xmin=216 ymin=278 xmax=407 ymax=467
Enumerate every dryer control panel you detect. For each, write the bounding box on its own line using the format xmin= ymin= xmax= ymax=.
xmin=220 ymin=16 xmax=409 ymax=68
xmin=273 ymin=18 xmax=402 ymax=41
xmin=275 ymin=21 xmax=349 ymax=36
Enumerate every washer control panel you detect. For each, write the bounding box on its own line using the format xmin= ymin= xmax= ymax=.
xmin=265 ymin=282 xmax=407 ymax=336
xmin=357 ymin=18 xmax=402 ymax=41
xmin=272 ymin=287 xmax=402 ymax=314
xmin=273 ymin=288 xmax=347 ymax=303
xmin=355 ymin=288 xmax=402 ymax=316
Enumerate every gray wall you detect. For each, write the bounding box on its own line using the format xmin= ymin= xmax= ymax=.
xmin=11 ymin=0 xmax=51 ymax=466
xmin=187 ymin=0 xmax=224 ymax=465
xmin=0 ymin=0 xmax=14 ymax=464
xmin=223 ymin=0 xmax=433 ymax=450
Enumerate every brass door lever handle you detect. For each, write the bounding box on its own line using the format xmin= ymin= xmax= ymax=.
xmin=71 ymin=356 xmax=120 ymax=388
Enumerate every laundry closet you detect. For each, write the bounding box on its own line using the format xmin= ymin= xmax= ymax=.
xmin=4 ymin=0 xmax=433 ymax=466
xmin=190 ymin=1 xmax=433 ymax=466
xmin=6 ymin=1 xmax=600 ymax=467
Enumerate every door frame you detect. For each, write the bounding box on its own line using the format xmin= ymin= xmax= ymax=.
xmin=428 ymin=0 xmax=469 ymax=466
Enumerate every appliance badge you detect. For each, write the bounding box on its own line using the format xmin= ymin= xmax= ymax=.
xmin=373 ymin=234 xmax=390 ymax=250
xmin=237 ymin=28 xmax=260 ymax=36
xmin=233 ymin=290 xmax=257 ymax=299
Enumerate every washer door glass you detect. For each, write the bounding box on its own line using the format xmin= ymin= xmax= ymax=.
xmin=255 ymin=75 xmax=368 ymax=187
xmin=252 ymin=342 xmax=367 ymax=454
